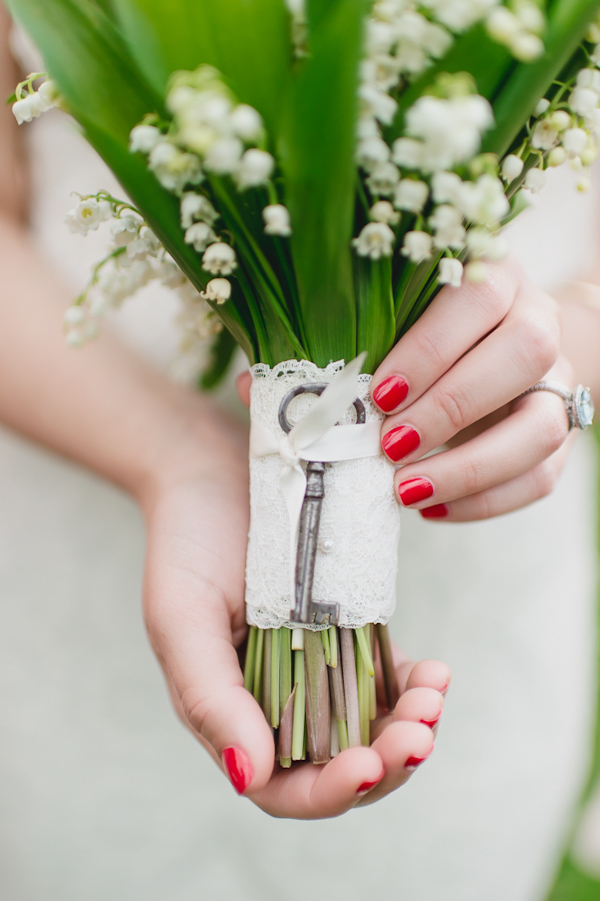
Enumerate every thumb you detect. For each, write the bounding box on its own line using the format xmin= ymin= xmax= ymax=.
xmin=149 ymin=592 xmax=275 ymax=795
xmin=236 ymin=370 xmax=251 ymax=408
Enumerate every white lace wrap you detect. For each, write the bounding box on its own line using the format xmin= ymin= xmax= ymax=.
xmin=245 ymin=359 xmax=401 ymax=630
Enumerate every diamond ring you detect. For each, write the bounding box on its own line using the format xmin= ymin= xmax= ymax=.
xmin=519 ymin=381 xmax=595 ymax=431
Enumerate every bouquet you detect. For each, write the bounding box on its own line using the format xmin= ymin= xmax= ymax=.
xmin=9 ymin=0 xmax=600 ymax=765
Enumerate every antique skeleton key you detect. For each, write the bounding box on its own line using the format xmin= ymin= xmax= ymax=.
xmin=278 ymin=383 xmax=366 ymax=626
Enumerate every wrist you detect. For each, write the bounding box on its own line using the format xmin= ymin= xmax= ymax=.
xmin=131 ymin=381 xmax=249 ymax=519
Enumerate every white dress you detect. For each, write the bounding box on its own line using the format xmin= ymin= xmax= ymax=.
xmin=0 ymin=75 xmax=598 ymax=901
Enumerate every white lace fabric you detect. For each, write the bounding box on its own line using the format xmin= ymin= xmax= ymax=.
xmin=245 ymin=359 xmax=401 ymax=630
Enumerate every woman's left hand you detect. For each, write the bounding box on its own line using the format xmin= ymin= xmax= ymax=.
xmin=370 ymin=257 xmax=576 ymax=522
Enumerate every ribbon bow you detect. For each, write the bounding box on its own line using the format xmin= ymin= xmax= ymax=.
xmin=250 ymin=354 xmax=383 ymax=616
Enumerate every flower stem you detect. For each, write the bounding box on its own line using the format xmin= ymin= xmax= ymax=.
xmin=271 ymin=628 xmax=281 ymax=728
xmin=243 ymin=626 xmax=257 ymax=693
xmin=329 ymin=626 xmax=338 ymax=668
xmin=321 ymin=626 xmax=331 ymax=665
xmin=305 ymin=630 xmax=331 ymax=764
xmin=376 ymin=623 xmax=400 ymax=711
xmin=262 ymin=629 xmax=272 ymax=723
xmin=292 ymin=649 xmax=306 ymax=760
xmin=253 ymin=627 xmax=264 ymax=703
xmin=356 ymin=625 xmax=375 ymax=677
xmin=341 ymin=628 xmax=361 ymax=747
xmin=280 ymin=626 xmax=292 ymax=720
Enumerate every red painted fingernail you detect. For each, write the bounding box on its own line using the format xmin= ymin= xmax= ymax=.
xmin=381 ymin=425 xmax=420 ymax=461
xmin=420 ymin=503 xmax=449 ymax=520
xmin=222 ymin=747 xmax=253 ymax=795
xmin=398 ymin=477 xmax=434 ymax=506
xmin=372 ymin=375 xmax=409 ymax=412
xmin=405 ymin=748 xmax=433 ymax=769
xmin=356 ymin=773 xmax=384 ymax=795
xmin=420 ymin=712 xmax=441 ymax=728
xmin=440 ymin=682 xmax=450 ymax=696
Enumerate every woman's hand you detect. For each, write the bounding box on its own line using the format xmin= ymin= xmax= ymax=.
xmin=371 ymin=257 xmax=575 ymax=521
xmin=140 ymin=400 xmax=450 ymax=819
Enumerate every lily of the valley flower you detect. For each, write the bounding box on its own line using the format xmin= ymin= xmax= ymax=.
xmin=438 ymin=257 xmax=463 ymax=287
xmin=202 ymin=242 xmax=238 ymax=275
xmin=202 ymin=278 xmax=232 ymax=304
xmin=401 ymin=230 xmax=433 ymax=263
xmin=180 ymin=193 xmax=219 ymax=229
xmin=352 ymin=222 xmax=395 ymax=259
xmin=262 ymin=204 xmax=292 ymax=236
xmin=234 ymin=149 xmax=275 ymax=189
xmin=369 ymin=200 xmax=400 ymax=225
xmin=185 ymin=222 xmax=218 ymax=253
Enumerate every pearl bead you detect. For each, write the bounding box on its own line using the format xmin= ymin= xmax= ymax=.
xmin=320 ymin=538 xmax=334 ymax=553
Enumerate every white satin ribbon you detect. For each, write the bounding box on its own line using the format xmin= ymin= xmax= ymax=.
xmin=249 ymin=353 xmax=383 ymax=618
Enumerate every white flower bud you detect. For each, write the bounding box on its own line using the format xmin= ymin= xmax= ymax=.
xmin=369 ymin=201 xmax=400 ymax=225
xmin=391 ymin=137 xmax=423 ymax=169
xmin=546 ymin=110 xmax=571 ymax=133
xmin=394 ymin=179 xmax=429 ymax=213
xmin=356 ymin=135 xmax=390 ymax=171
xmin=202 ymin=242 xmax=238 ymax=275
xmin=515 ymin=2 xmax=545 ymax=34
xmin=547 ymin=146 xmax=567 ymax=167
xmin=510 ymin=33 xmax=544 ymax=62
xmin=129 ymin=125 xmax=163 ymax=154
xmin=12 ymin=92 xmax=44 ymax=124
xmin=438 ymin=258 xmax=463 ymax=288
xmin=501 ymin=154 xmax=524 ymax=181
xmin=203 ymin=277 xmax=232 ymax=304
xmin=366 ymin=161 xmax=400 ymax=196
xmin=229 ymin=104 xmax=263 ymax=141
xmin=204 ymin=137 xmax=244 ymax=175
xmin=352 ymin=222 xmax=395 ymax=259
xmin=401 ymin=230 xmax=433 ymax=264
xmin=429 ymin=204 xmax=466 ymax=249
xmin=184 ymin=222 xmax=218 ymax=252
xmin=431 ymin=171 xmax=463 ymax=205
xmin=110 ymin=214 xmax=140 ymax=247
xmin=524 ymin=167 xmax=546 ymax=193
xmin=563 ymin=127 xmax=588 ymax=156
xmin=534 ymin=98 xmax=550 ymax=117
xmin=569 ymin=87 xmax=600 ymax=118
xmin=180 ymin=193 xmax=219 ymax=229
xmin=464 ymin=260 xmax=488 ymax=284
xmin=262 ymin=204 xmax=292 ymax=236
xmin=581 ymin=142 xmax=598 ymax=167
xmin=234 ymin=149 xmax=274 ymax=189
xmin=577 ymin=69 xmax=600 ymax=93
xmin=63 ymin=306 xmax=86 ymax=325
xmin=577 ymin=174 xmax=592 ymax=193
xmin=487 ymin=8 xmax=521 ymax=42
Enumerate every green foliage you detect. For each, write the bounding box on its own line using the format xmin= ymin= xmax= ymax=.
xmin=280 ymin=0 xmax=366 ymax=366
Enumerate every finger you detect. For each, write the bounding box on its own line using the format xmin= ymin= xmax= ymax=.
xmin=249 ymin=746 xmax=386 ymax=819
xmin=371 ymin=261 xmax=520 ymax=413
xmin=147 ymin=581 xmax=275 ymax=795
xmin=418 ymin=438 xmax=572 ymax=522
xmin=356 ymin=721 xmax=435 ymax=806
xmin=371 ymin=686 xmax=444 ymax=741
xmin=380 ymin=281 xmax=559 ymax=464
xmin=394 ymin=387 xmax=570 ymax=509
xmin=397 ymin=657 xmax=452 ymax=695
xmin=236 ymin=370 xmax=251 ymax=408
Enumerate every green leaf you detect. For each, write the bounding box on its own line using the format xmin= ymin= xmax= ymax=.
xmin=280 ymin=0 xmax=367 ymax=366
xmin=110 ymin=0 xmax=292 ymax=134
xmin=354 ymin=255 xmax=395 ymax=372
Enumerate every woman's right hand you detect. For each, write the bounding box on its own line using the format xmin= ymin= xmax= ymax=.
xmin=140 ymin=395 xmax=450 ymax=818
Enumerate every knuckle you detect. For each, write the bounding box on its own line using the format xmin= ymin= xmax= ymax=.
xmin=515 ymin=312 xmax=560 ymax=376
xmin=180 ymin=688 xmax=213 ymax=737
xmin=533 ymin=460 xmax=557 ymax=499
xmin=433 ymin=384 xmax=471 ymax=432
xmin=413 ymin=328 xmax=450 ymax=370
xmin=472 ymin=267 xmax=514 ymax=319
xmin=459 ymin=455 xmax=483 ymax=495
xmin=539 ymin=408 xmax=568 ymax=456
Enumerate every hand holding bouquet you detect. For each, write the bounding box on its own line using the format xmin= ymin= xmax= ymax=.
xmin=8 ymin=0 xmax=600 ymax=800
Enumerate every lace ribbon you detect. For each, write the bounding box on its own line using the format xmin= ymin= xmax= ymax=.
xmin=249 ymin=353 xmax=383 ymax=619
